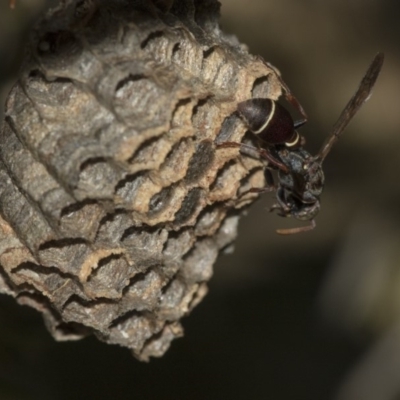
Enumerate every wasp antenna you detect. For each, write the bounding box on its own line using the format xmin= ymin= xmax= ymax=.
xmin=317 ymin=52 xmax=384 ymax=162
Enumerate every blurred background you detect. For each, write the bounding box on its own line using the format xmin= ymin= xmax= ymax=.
xmin=0 ymin=0 xmax=399 ymax=399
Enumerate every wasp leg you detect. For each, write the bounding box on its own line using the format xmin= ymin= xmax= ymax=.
xmin=238 ymin=185 xmax=275 ymax=199
xmin=276 ymin=219 xmax=316 ymax=235
xmin=216 ymin=141 xmax=289 ymax=173
xmin=239 ymin=168 xmax=276 ymax=196
xmin=258 ymin=56 xmax=308 ymax=124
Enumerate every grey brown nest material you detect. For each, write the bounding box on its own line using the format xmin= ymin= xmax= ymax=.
xmin=0 ymin=0 xmax=281 ymax=360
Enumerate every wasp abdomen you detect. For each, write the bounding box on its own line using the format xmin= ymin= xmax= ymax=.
xmin=237 ymin=98 xmax=297 ymax=146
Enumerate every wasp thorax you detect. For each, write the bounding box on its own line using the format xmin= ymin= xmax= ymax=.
xmin=237 ymin=98 xmax=298 ymax=146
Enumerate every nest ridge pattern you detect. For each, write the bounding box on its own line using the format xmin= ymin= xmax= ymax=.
xmin=0 ymin=0 xmax=280 ymax=360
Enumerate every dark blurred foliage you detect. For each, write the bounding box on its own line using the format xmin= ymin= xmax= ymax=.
xmin=0 ymin=1 xmax=399 ymax=399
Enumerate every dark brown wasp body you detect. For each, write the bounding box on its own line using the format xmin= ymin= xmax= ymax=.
xmin=237 ymin=98 xmax=306 ymax=147
xmin=220 ymin=53 xmax=384 ymax=234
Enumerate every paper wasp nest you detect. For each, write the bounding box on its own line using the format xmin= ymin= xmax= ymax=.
xmin=0 ymin=0 xmax=281 ymax=360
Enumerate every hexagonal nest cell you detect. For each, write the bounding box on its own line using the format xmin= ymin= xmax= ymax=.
xmin=0 ymin=0 xmax=282 ymax=360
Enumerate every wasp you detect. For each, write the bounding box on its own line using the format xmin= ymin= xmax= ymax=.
xmin=219 ymin=53 xmax=384 ymax=234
